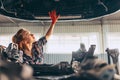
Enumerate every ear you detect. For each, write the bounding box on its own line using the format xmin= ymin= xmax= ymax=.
xmin=21 ymin=41 xmax=28 ymax=47
xmin=23 ymin=39 xmax=29 ymax=44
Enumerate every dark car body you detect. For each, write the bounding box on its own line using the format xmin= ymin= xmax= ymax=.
xmin=0 ymin=0 xmax=120 ymax=21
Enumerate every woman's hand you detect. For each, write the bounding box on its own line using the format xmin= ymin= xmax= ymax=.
xmin=49 ymin=10 xmax=60 ymax=24
xmin=45 ymin=10 xmax=60 ymax=40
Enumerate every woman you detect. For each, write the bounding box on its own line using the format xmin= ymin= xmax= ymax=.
xmin=7 ymin=10 xmax=59 ymax=64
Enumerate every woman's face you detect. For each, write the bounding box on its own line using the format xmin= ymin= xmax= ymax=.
xmin=23 ymin=30 xmax=35 ymax=43
xmin=27 ymin=32 xmax=36 ymax=43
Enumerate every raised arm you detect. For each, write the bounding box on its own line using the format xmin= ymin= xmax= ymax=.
xmin=45 ymin=10 xmax=60 ymax=41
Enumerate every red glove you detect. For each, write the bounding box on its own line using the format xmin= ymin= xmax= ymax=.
xmin=49 ymin=10 xmax=60 ymax=24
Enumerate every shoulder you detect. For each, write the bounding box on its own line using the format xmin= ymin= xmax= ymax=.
xmin=6 ymin=43 xmax=18 ymax=51
xmin=39 ymin=36 xmax=47 ymax=41
xmin=34 ymin=36 xmax=47 ymax=45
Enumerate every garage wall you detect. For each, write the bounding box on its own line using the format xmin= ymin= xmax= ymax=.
xmin=0 ymin=20 xmax=119 ymax=53
xmin=0 ymin=20 xmax=120 ymax=72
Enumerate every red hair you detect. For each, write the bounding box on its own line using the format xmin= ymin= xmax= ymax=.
xmin=12 ymin=28 xmax=30 ymax=50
